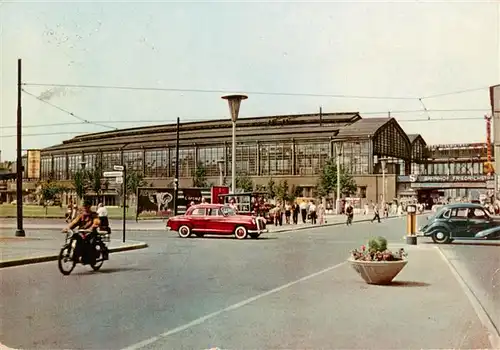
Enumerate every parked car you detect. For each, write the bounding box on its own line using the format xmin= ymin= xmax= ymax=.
xmin=166 ymin=204 xmax=268 ymax=240
xmin=418 ymin=203 xmax=500 ymax=244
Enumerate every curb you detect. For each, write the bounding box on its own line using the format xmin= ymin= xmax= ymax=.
xmin=0 ymin=215 xmax=159 ymax=221
xmin=0 ymin=242 xmax=149 ymax=269
xmin=270 ymin=215 xmax=402 ymax=234
xmin=436 ymin=247 xmax=500 ymax=349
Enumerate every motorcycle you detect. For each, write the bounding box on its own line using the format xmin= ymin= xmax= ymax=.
xmin=58 ymin=228 xmax=109 ymax=276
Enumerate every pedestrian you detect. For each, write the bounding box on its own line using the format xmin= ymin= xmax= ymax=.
xmin=318 ymin=202 xmax=325 ymax=225
xmin=284 ymin=202 xmax=291 ymax=224
xmin=345 ymin=202 xmax=354 ymax=225
xmin=292 ymin=202 xmax=300 ymax=224
xmin=300 ymin=201 xmax=307 ymax=223
xmin=309 ymin=201 xmax=317 ymax=224
xmin=371 ymin=203 xmax=381 ymax=223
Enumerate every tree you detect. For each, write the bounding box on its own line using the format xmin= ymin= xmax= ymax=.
xmin=289 ymin=184 xmax=302 ymax=202
xmin=72 ymin=169 xmax=89 ymax=201
xmin=266 ymin=178 xmax=276 ymax=199
xmin=235 ymin=172 xmax=254 ymax=192
xmin=192 ymin=163 xmax=208 ymax=188
xmin=126 ymin=170 xmax=148 ymax=198
xmin=40 ymin=181 xmax=67 ymax=214
xmin=317 ymin=158 xmax=357 ymax=198
xmin=88 ymin=165 xmax=104 ymax=203
xmin=275 ymin=180 xmax=290 ymax=202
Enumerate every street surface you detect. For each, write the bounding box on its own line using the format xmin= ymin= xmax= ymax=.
xmin=1 ymin=217 xmax=498 ymax=349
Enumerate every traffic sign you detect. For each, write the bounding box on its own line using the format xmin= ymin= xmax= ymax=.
xmin=103 ymin=171 xmax=123 ymax=178
xmin=114 ymin=165 xmax=124 ymax=171
xmin=116 ymin=176 xmax=123 ymax=184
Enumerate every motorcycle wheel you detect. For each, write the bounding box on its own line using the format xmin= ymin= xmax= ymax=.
xmin=90 ymin=242 xmax=105 ymax=271
xmin=58 ymin=244 xmax=76 ymax=276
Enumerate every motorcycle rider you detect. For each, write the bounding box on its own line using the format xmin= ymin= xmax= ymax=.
xmin=62 ymin=200 xmax=103 ymax=262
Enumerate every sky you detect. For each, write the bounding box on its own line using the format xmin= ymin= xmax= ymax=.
xmin=1 ymin=0 xmax=499 ymax=161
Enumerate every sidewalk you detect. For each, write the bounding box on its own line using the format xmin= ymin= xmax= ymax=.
xmin=0 ymin=213 xmax=408 ymax=233
xmin=0 ymin=236 xmax=148 ymax=268
xmin=136 ymin=244 xmax=499 ymax=350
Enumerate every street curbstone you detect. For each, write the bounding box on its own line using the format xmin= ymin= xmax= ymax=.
xmin=270 ymin=215 xmax=402 ymax=234
xmin=0 ymin=242 xmax=148 ymax=269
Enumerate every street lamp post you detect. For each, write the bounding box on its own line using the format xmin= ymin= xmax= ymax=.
xmin=221 ymin=94 xmax=248 ymax=194
xmin=335 ymin=142 xmax=342 ymax=214
xmin=381 ymin=158 xmax=387 ymax=207
xmin=15 ymin=59 xmax=25 ymax=237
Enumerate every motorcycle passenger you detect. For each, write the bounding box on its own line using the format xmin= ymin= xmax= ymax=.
xmin=63 ymin=200 xmax=102 ymax=262
xmin=97 ymin=203 xmax=110 ymax=234
xmin=346 ymin=202 xmax=354 ymax=226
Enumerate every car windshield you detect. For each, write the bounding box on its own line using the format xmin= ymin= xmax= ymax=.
xmin=221 ymin=206 xmax=236 ymax=216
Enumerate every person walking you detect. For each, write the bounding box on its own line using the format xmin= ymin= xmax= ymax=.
xmin=300 ymin=201 xmax=307 ymax=224
xmin=345 ymin=202 xmax=354 ymax=225
xmin=371 ymin=203 xmax=381 ymax=223
xmin=292 ymin=202 xmax=300 ymax=224
xmin=318 ymin=202 xmax=326 ymax=225
xmin=309 ymin=201 xmax=317 ymax=224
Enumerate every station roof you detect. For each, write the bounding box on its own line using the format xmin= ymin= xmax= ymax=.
xmin=41 ymin=112 xmax=409 ymax=155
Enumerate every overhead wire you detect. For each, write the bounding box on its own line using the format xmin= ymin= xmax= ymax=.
xmin=0 ymin=116 xmax=489 ymax=138
xmin=0 ymin=108 xmax=489 ymax=129
xmin=21 ymin=89 xmax=118 ymax=131
xmin=21 ymin=82 xmax=417 ymax=100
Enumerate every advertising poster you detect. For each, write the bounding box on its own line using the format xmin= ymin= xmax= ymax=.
xmin=27 ymin=149 xmax=41 ymax=179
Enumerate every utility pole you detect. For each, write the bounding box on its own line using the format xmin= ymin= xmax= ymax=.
xmin=335 ymin=143 xmax=342 ymax=214
xmin=319 ymin=106 xmax=323 ymax=126
xmin=15 ymin=58 xmax=25 ymax=237
xmin=174 ymin=117 xmax=180 ymax=215
xmin=122 ymin=164 xmax=127 ymax=243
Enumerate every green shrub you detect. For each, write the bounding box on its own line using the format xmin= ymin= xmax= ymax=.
xmin=368 ymin=236 xmax=387 ymax=252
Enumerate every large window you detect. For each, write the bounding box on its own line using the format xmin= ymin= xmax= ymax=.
xmin=340 ymin=141 xmax=370 ymax=174
xmin=68 ymin=154 xmax=82 ymax=177
xmin=170 ymin=147 xmax=195 ymax=177
xmin=295 ymin=142 xmax=330 ymax=176
xmin=260 ymin=143 xmax=292 ymax=176
xmin=123 ymin=151 xmax=143 ymax=174
xmin=84 ymin=153 xmax=98 ymax=170
xmin=102 ymin=151 xmax=121 ymax=172
xmin=145 ymin=149 xmax=168 ymax=178
xmin=53 ymin=155 xmax=67 ymax=180
xmin=198 ymin=146 xmax=225 ymax=177
xmin=41 ymin=156 xmax=52 ymax=180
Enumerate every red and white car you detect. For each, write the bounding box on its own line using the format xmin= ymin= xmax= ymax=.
xmin=166 ymin=204 xmax=268 ymax=240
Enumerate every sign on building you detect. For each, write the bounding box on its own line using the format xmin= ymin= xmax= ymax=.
xmin=26 ymin=149 xmax=41 ymax=179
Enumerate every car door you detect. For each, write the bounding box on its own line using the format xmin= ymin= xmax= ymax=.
xmin=467 ymin=208 xmax=493 ymax=236
xmin=189 ymin=208 xmax=208 ymax=232
xmin=448 ymin=207 xmax=470 ymax=238
xmin=205 ymin=208 xmax=232 ymax=234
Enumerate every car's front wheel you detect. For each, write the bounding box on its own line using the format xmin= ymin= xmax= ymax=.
xmin=234 ymin=226 xmax=248 ymax=240
xmin=432 ymin=229 xmax=451 ymax=244
xmin=178 ymin=225 xmax=192 ymax=238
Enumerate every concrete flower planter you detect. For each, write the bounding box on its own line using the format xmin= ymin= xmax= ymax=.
xmin=348 ymin=257 xmax=408 ymax=285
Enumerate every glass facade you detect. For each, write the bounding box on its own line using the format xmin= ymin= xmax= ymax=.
xmin=41 ymin=156 xmax=52 ymax=179
xmin=37 ymin=122 xmax=419 ymax=181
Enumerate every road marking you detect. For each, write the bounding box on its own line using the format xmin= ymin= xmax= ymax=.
xmin=437 ymin=247 xmax=500 ymax=349
xmin=122 ymin=261 xmax=347 ymax=350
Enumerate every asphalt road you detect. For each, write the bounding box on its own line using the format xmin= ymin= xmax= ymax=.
xmin=438 ymin=241 xmax=500 ymax=335
xmin=1 ymin=218 xmax=498 ymax=349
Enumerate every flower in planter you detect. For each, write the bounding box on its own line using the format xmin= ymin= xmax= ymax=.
xmin=351 ymin=236 xmax=407 ymax=262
